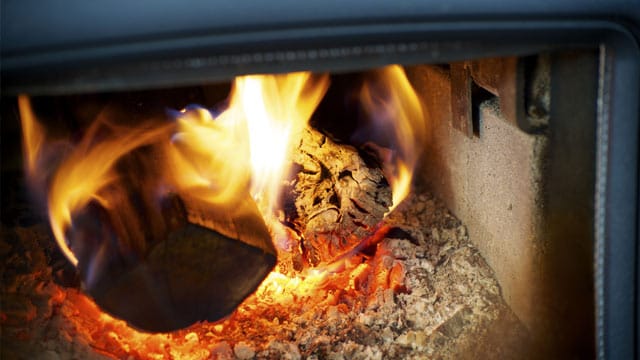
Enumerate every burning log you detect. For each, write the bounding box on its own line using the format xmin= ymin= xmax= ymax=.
xmin=66 ymin=152 xmax=276 ymax=333
xmin=284 ymin=127 xmax=393 ymax=266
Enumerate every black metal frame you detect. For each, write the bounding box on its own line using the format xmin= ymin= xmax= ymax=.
xmin=2 ymin=1 xmax=639 ymax=358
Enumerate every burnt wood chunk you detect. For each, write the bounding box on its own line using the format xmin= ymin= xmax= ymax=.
xmin=285 ymin=128 xmax=392 ymax=266
xmin=67 ymin=186 xmax=276 ymax=332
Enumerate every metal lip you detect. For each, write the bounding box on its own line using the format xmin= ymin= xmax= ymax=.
xmin=2 ymin=0 xmax=638 ymax=54
xmin=1 ymin=19 xmax=637 ymax=95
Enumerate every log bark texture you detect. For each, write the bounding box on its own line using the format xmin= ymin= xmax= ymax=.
xmin=285 ymin=128 xmax=393 ymax=266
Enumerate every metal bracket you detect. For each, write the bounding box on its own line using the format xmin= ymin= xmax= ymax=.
xmin=449 ymin=56 xmax=547 ymax=136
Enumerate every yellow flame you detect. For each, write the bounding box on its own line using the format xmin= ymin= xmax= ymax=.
xmin=163 ymin=106 xmax=251 ymax=208
xmin=18 ymin=95 xmax=45 ymax=176
xmin=165 ymin=72 xmax=329 ymax=218
xmin=48 ymin=122 xmax=172 ymax=265
xmin=360 ymin=65 xmax=426 ymax=211
xmin=240 ymin=73 xmax=329 ymax=213
xmin=30 ymin=72 xmax=327 ymax=266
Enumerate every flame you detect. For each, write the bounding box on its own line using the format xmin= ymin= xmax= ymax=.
xmin=165 ymin=72 xmax=329 ymax=218
xmin=163 ymin=105 xmax=251 ymax=207
xmin=360 ymin=65 xmax=426 ymax=211
xmin=18 ymin=95 xmax=45 ymax=177
xmin=18 ymin=67 xmax=424 ymax=266
xmin=20 ymin=72 xmax=329 ymax=266
xmin=240 ymin=73 xmax=329 ymax=214
xmin=18 ymin=96 xmax=171 ymax=265
xmin=48 ymin=121 xmax=172 ymax=266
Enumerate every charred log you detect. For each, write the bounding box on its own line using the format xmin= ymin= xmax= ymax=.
xmin=66 ymin=152 xmax=276 ymax=332
xmin=284 ymin=128 xmax=393 ymax=266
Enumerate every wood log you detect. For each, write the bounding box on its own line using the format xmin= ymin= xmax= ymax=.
xmin=284 ymin=128 xmax=393 ymax=266
xmin=66 ymin=151 xmax=276 ymax=332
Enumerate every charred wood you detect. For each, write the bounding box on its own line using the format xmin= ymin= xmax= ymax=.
xmin=284 ymin=127 xmax=393 ymax=266
xmin=65 ymin=151 xmax=276 ymax=332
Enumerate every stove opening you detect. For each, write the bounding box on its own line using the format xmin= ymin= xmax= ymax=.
xmin=1 ymin=53 xmax=596 ymax=359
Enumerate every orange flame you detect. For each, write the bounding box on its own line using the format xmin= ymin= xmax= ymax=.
xmin=19 ymin=96 xmax=174 ymax=265
xmin=163 ymin=105 xmax=251 ymax=208
xmin=360 ymin=65 xmax=426 ymax=211
xmin=164 ymin=72 xmax=329 ymax=220
xmin=18 ymin=95 xmax=45 ymax=177
xmin=20 ymin=72 xmax=329 ymax=266
xmin=240 ymin=73 xmax=329 ymax=214
xmin=48 ymin=121 xmax=172 ymax=266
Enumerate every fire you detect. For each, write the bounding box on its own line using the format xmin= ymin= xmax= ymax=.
xmin=360 ymin=65 xmax=426 ymax=211
xmin=163 ymin=105 xmax=251 ymax=207
xmin=20 ymin=97 xmax=173 ymax=266
xmin=18 ymin=65 xmax=425 ymax=349
xmin=165 ymin=72 xmax=330 ymax=219
xmin=18 ymin=96 xmax=44 ymax=177
xmin=20 ymin=72 xmax=329 ymax=267
xmin=241 ymin=73 xmax=329 ymax=215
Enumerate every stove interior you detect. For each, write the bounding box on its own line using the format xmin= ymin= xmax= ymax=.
xmin=0 ymin=53 xmax=597 ymax=359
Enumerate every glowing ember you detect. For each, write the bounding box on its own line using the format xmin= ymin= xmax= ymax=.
xmin=2 ymin=192 xmax=527 ymax=359
xmin=44 ymin=224 xmax=404 ymax=360
xmin=19 ymin=72 xmax=330 ymax=270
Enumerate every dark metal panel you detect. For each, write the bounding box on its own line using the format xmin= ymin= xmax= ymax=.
xmin=0 ymin=21 xmax=624 ymax=95
xmin=595 ymin=30 xmax=640 ymax=360
xmin=542 ymin=50 xmax=598 ymax=358
xmin=2 ymin=0 xmax=639 ymax=55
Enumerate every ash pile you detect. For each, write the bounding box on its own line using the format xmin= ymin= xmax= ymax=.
xmin=1 ymin=189 xmax=531 ymax=359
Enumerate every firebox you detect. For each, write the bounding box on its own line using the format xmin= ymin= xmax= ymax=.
xmin=2 ymin=1 xmax=639 ymax=359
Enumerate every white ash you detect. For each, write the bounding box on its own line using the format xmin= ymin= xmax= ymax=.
xmin=1 ymin=190 xmax=531 ymax=359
